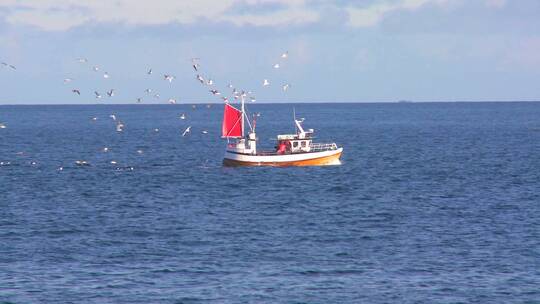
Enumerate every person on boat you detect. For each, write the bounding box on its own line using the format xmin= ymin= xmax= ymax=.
xmin=277 ymin=141 xmax=287 ymax=154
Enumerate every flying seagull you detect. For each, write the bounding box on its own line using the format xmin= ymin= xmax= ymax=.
xmin=72 ymin=89 xmax=81 ymax=95
xmin=107 ymin=89 xmax=114 ymax=97
xmin=164 ymin=74 xmax=175 ymax=83
xmin=94 ymin=91 xmax=102 ymax=99
xmin=116 ymin=121 xmax=124 ymax=132
xmin=281 ymin=51 xmax=288 ymax=59
xmin=282 ymin=84 xmax=290 ymax=91
xmin=1 ymin=62 xmax=16 ymax=70
xmin=147 ymin=68 xmax=153 ymax=75
xmin=263 ymin=79 xmax=270 ymax=86
xmin=103 ymin=72 xmax=110 ymax=79
xmin=196 ymin=74 xmax=205 ymax=84
xmin=273 ymin=63 xmax=280 ymax=69
xmin=210 ymin=89 xmax=220 ymax=95
xmin=182 ymin=126 xmax=191 ymax=137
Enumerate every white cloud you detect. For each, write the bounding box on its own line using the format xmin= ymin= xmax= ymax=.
xmin=484 ymin=0 xmax=506 ymax=9
xmin=346 ymin=0 xmax=454 ymax=28
xmin=0 ymin=0 xmax=318 ymax=31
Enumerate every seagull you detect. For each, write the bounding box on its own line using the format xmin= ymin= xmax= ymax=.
xmin=210 ymin=89 xmax=220 ymax=95
xmin=282 ymin=84 xmax=290 ymax=91
xmin=92 ymin=66 xmax=99 ymax=72
xmin=196 ymin=74 xmax=205 ymax=84
xmin=137 ymin=150 xmax=143 ymax=154
xmin=1 ymin=62 xmax=16 ymax=70
xmin=147 ymin=68 xmax=153 ymax=75
xmin=136 ymin=98 xmax=142 ymax=103
xmin=168 ymin=98 xmax=177 ymax=104
xmin=154 ymin=128 xmax=159 ymax=132
xmin=0 ymin=123 xmax=6 ymax=129
xmin=154 ymin=93 xmax=160 ymax=99
xmin=206 ymin=79 xmax=214 ymax=86
xmin=110 ymin=114 xmax=116 ymax=121
xmin=75 ymin=160 xmax=89 ymax=166
xmin=110 ymin=160 xmax=117 ymax=165
xmin=273 ymin=63 xmax=280 ymax=69
xmin=103 ymin=147 xmax=109 ymax=152
xmin=64 ymin=78 xmax=73 ymax=84
xmin=221 ymin=96 xmax=229 ymax=103
xmin=77 ymin=58 xmax=88 ymax=63
xmin=182 ymin=126 xmax=191 ymax=137
xmin=164 ymin=74 xmax=175 ymax=83
xmin=263 ymin=79 xmax=270 ymax=86
xmin=227 ymin=83 xmax=233 ymax=88
xmin=145 ymin=88 xmax=152 ymax=94
xmin=281 ymin=51 xmax=288 ymax=59
xmin=103 ymin=72 xmax=110 ymax=79
xmin=72 ymin=89 xmax=81 ymax=95
xmin=180 ymin=113 xmax=186 ymax=120
xmin=94 ymin=91 xmax=102 ymax=99
xmin=201 ymin=130 xmax=208 ymax=134
xmin=192 ymin=63 xmax=200 ymax=71
xmin=107 ymin=89 xmax=115 ymax=97
xmin=91 ymin=117 xmax=97 ymax=121
xmin=116 ymin=121 xmax=124 ymax=132
xmin=249 ymin=97 xmax=256 ymax=102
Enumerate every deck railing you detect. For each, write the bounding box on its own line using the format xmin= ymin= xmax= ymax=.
xmin=255 ymin=143 xmax=338 ymax=155
xmin=309 ymin=143 xmax=338 ymax=152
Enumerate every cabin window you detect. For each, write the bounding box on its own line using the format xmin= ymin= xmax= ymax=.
xmin=293 ymin=141 xmax=299 ymax=148
xmin=301 ymin=141 xmax=306 ymax=147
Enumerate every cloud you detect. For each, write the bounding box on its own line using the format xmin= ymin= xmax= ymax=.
xmin=484 ymin=0 xmax=506 ymax=9
xmin=346 ymin=0 xmax=453 ymax=28
xmin=0 ymin=0 xmax=319 ymax=31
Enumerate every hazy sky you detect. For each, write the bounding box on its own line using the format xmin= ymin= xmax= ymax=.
xmin=0 ymin=0 xmax=539 ymax=104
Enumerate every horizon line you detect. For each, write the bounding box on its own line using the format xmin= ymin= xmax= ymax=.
xmin=1 ymin=100 xmax=540 ymax=106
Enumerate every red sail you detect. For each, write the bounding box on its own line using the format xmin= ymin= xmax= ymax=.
xmin=222 ymin=104 xmax=243 ymax=138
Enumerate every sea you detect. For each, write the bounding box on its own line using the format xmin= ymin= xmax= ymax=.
xmin=1 ymin=102 xmax=539 ymax=303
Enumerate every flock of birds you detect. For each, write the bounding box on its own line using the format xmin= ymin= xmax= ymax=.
xmin=0 ymin=51 xmax=292 ymax=170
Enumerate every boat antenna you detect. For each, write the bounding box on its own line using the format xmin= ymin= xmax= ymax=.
xmin=293 ymin=107 xmax=297 ymax=133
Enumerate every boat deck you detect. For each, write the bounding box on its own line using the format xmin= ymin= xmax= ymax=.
xmin=256 ymin=143 xmax=338 ymax=156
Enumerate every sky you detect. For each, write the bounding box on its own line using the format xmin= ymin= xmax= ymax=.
xmin=0 ymin=0 xmax=539 ymax=104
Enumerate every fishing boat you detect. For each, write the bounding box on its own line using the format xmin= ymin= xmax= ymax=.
xmin=221 ymin=97 xmax=343 ymax=167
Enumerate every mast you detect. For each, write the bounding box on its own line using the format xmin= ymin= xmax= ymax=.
xmin=241 ymin=95 xmax=245 ymax=138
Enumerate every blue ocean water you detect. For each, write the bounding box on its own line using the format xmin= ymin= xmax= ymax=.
xmin=1 ymin=102 xmax=539 ymax=303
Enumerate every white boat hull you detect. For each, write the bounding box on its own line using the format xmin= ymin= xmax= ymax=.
xmin=223 ymin=148 xmax=343 ymax=167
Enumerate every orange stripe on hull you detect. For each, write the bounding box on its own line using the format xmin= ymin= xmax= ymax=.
xmin=223 ymin=152 xmax=342 ymax=167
